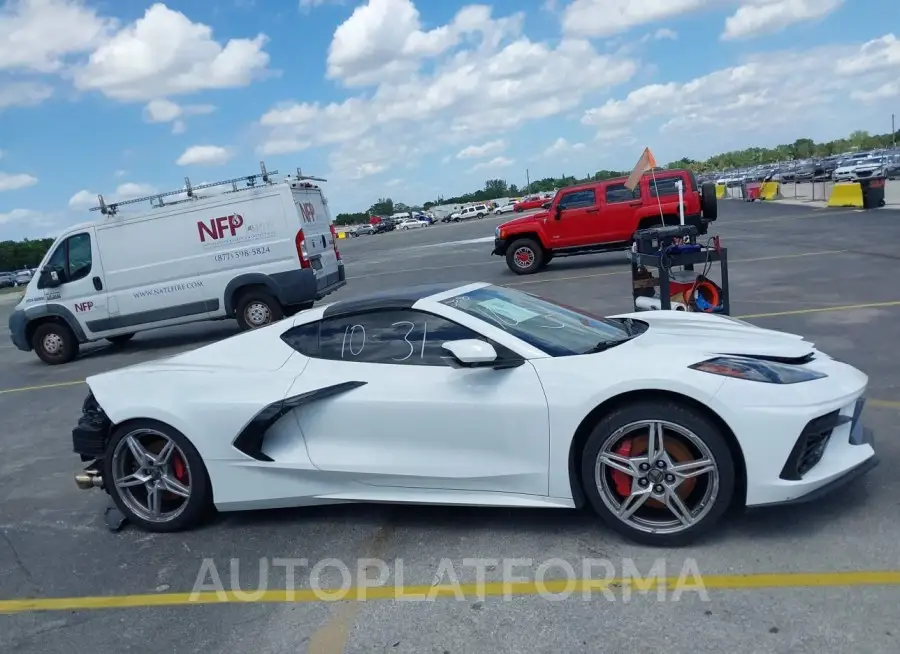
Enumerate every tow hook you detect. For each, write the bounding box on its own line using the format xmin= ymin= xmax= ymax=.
xmin=75 ymin=467 xmax=103 ymax=490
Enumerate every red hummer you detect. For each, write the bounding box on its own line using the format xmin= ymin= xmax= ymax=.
xmin=492 ymin=169 xmax=717 ymax=274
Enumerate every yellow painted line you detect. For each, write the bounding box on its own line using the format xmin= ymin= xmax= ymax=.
xmin=869 ymin=399 xmax=900 ymax=410
xmin=1 ymin=570 xmax=899 ymax=615
xmin=736 ymin=300 xmax=900 ymax=319
xmin=506 ymin=249 xmax=847 ymax=287
xmin=0 ymin=380 xmax=85 ymax=395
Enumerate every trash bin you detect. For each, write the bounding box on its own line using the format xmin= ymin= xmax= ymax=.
xmin=858 ymin=177 xmax=886 ymax=209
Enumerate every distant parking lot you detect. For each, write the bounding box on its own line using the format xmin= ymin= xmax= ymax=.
xmin=2 ymin=201 xmax=900 ymax=653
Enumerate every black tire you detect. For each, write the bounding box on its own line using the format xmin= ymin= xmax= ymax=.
xmin=700 ymin=182 xmax=718 ymax=220
xmin=107 ymin=333 xmax=135 ymax=346
xmin=476 ymin=213 xmax=484 ymax=219
xmin=580 ymin=400 xmax=735 ymax=547
xmin=32 ymin=321 xmax=79 ymax=365
xmin=235 ymin=288 xmax=284 ymax=331
xmin=505 ymin=238 xmax=544 ymax=275
xmin=103 ymin=419 xmax=212 ymax=533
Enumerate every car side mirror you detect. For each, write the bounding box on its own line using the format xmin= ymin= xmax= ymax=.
xmin=38 ymin=267 xmax=61 ymax=289
xmin=442 ymin=339 xmax=498 ymax=367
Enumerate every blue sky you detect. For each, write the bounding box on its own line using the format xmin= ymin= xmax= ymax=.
xmin=1 ymin=0 xmax=898 ymax=240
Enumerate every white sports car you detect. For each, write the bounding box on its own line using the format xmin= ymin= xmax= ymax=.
xmin=71 ymin=282 xmax=877 ymax=545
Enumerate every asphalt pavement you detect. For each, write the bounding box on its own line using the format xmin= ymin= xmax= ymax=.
xmin=1 ymin=202 xmax=900 ymax=653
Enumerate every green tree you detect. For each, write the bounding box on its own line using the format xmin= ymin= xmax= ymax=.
xmin=368 ymin=198 xmax=394 ymax=216
xmin=0 ymin=238 xmax=55 ymax=272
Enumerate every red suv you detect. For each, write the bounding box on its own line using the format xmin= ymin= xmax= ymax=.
xmin=493 ymin=169 xmax=717 ymax=274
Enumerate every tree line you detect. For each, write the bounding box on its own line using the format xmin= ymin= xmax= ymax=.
xmin=0 ymin=238 xmax=55 ymax=273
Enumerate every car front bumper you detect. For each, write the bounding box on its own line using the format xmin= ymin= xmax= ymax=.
xmin=709 ymin=356 xmax=878 ymax=507
xmin=492 ymin=237 xmax=508 ymax=256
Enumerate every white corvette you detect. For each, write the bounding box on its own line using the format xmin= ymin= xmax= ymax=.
xmin=71 ymin=282 xmax=877 ymax=545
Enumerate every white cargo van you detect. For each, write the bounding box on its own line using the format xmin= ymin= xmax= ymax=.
xmin=8 ymin=164 xmax=346 ymax=365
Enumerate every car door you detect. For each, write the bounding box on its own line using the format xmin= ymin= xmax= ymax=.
xmin=548 ymin=188 xmax=600 ymax=247
xmin=35 ymin=230 xmax=111 ymax=337
xmin=280 ymin=309 xmax=551 ymax=496
xmin=601 ymin=182 xmax=643 ymax=241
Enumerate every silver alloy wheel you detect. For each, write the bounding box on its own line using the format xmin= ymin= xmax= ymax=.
xmin=42 ymin=332 xmax=63 ymax=355
xmin=112 ymin=428 xmax=191 ymax=524
xmin=513 ymin=246 xmax=535 ymax=269
xmin=594 ymin=420 xmax=719 ymax=535
xmin=245 ymin=301 xmax=272 ymax=327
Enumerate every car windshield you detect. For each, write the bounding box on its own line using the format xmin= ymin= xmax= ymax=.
xmin=440 ymin=285 xmax=644 ymax=357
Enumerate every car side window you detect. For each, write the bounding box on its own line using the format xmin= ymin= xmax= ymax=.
xmin=559 ymin=189 xmax=596 ymax=210
xmin=43 ymin=232 xmax=92 ymax=285
xmin=281 ymin=321 xmax=320 ymax=357
xmin=650 ymin=177 xmax=681 ymax=197
xmin=315 ymin=310 xmax=483 ymax=366
xmin=605 ymin=183 xmax=641 ymax=204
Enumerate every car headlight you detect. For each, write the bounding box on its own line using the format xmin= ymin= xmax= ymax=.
xmin=689 ymin=356 xmax=827 ymax=384
xmin=495 ymin=226 xmax=501 ymax=238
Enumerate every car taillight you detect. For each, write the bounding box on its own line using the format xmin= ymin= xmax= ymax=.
xmin=295 ymin=229 xmax=310 ymax=268
xmin=329 ymin=224 xmax=342 ymax=260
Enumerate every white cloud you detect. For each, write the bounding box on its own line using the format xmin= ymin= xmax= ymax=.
xmin=0 ymin=172 xmax=38 ymax=191
xmin=456 ymin=140 xmax=505 ymax=159
xmin=0 ymin=208 xmax=42 ymax=224
xmin=851 ymin=81 xmax=900 ymax=102
xmin=142 ymin=98 xmax=216 ymax=134
xmin=0 ymin=0 xmax=116 ymax=73
xmin=543 ymin=137 xmax=586 ymax=156
xmin=175 ymin=145 xmax=232 ymax=166
xmin=652 ymin=28 xmax=678 ymax=40
xmin=72 ymin=3 xmax=271 ymax=102
xmin=258 ymin=0 xmax=636 ymax=183
xmin=722 ymin=0 xmax=844 ymax=41
xmin=68 ymin=182 xmax=159 ymax=210
xmin=0 ymin=81 xmax=53 ymax=108
xmin=580 ymin=35 xmax=900 ymax=159
xmin=469 ymin=156 xmax=514 ymax=172
xmin=562 ymin=0 xmax=712 ymax=38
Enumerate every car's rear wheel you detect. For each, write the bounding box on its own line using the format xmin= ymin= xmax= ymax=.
xmin=506 ymin=238 xmax=543 ymax=274
xmin=581 ymin=400 xmax=735 ymax=546
xmin=236 ymin=289 xmax=284 ymax=331
xmin=103 ymin=420 xmax=211 ymax=532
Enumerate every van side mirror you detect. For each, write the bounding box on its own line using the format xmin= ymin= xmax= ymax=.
xmin=38 ymin=266 xmax=61 ymax=289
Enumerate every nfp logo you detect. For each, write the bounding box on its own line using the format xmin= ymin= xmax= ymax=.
xmin=299 ymin=202 xmax=316 ymax=224
xmin=198 ymin=214 xmax=244 ymax=242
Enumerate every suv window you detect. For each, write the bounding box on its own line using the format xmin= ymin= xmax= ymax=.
xmin=605 ymin=183 xmax=641 ymax=204
xmin=42 ymin=232 xmax=92 ymax=286
xmin=282 ymin=310 xmax=483 ymax=366
xmin=559 ymin=189 xmax=596 ymax=209
xmin=649 ymin=177 xmax=682 ymax=197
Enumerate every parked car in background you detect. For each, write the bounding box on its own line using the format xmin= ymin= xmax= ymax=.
xmin=0 ymin=272 xmax=16 ymax=288
xmin=513 ymin=196 xmax=548 ymax=212
xmin=456 ymin=204 xmax=490 ymax=221
xmin=14 ymin=270 xmax=32 ymax=286
xmin=349 ymin=224 xmax=376 ymax=237
xmin=494 ymin=203 xmax=516 ymax=215
xmin=397 ymin=218 xmax=428 ymax=230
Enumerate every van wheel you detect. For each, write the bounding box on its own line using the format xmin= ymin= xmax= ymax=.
xmin=236 ymin=290 xmax=284 ymax=331
xmin=506 ymin=238 xmax=543 ymax=275
xmin=107 ymin=333 xmax=135 ymax=346
xmin=32 ymin=322 xmax=79 ymax=365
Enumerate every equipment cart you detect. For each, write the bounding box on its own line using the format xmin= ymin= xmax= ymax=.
xmin=628 ymin=225 xmax=731 ymax=315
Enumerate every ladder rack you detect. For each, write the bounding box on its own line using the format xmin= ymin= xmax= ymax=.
xmin=91 ymin=161 xmax=295 ymax=216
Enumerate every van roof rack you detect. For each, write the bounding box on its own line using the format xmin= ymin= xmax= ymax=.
xmin=91 ymin=161 xmax=281 ymax=216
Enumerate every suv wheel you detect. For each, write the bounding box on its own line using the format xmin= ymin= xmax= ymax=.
xmin=506 ymin=238 xmax=544 ymax=275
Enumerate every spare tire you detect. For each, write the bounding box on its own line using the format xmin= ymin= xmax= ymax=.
xmin=701 ymin=182 xmax=718 ymax=220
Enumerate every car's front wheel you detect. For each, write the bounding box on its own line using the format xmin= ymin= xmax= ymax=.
xmin=103 ymin=420 xmax=212 ymax=532
xmin=505 ymin=238 xmax=544 ymax=274
xmin=581 ymin=400 xmax=735 ymax=547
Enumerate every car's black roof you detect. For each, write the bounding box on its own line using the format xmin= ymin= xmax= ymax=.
xmin=321 ymin=282 xmax=472 ymax=318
